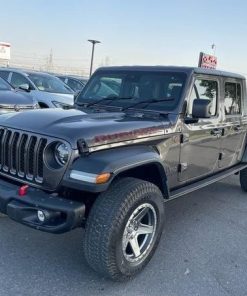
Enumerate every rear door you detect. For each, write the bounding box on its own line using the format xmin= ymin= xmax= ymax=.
xmin=179 ymin=75 xmax=222 ymax=182
xmin=219 ymin=79 xmax=245 ymax=168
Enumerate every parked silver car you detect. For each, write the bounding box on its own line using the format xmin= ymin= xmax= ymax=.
xmin=0 ymin=68 xmax=75 ymax=108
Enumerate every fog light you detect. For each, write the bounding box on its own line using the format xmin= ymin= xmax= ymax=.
xmin=37 ymin=210 xmax=45 ymax=222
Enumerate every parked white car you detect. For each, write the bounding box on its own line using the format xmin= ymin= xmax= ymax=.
xmin=0 ymin=68 xmax=75 ymax=109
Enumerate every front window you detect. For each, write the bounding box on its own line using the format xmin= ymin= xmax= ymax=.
xmin=28 ymin=73 xmax=73 ymax=94
xmin=0 ymin=77 xmax=11 ymax=91
xmin=10 ymin=72 xmax=31 ymax=89
xmin=0 ymin=71 xmax=10 ymax=81
xmin=77 ymin=71 xmax=187 ymax=111
xmin=187 ymin=79 xmax=218 ymax=117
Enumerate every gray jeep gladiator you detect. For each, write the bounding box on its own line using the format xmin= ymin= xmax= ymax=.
xmin=0 ymin=66 xmax=247 ymax=280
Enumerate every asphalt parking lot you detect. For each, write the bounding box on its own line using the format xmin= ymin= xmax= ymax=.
xmin=1 ymin=175 xmax=247 ymax=296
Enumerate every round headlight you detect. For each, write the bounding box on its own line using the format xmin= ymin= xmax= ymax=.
xmin=55 ymin=143 xmax=69 ymax=165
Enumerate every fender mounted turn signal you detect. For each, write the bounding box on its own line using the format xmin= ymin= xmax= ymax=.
xmin=95 ymin=173 xmax=111 ymax=184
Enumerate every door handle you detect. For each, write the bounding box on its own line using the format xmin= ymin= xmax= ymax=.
xmin=234 ymin=125 xmax=241 ymax=132
xmin=211 ymin=129 xmax=222 ymax=136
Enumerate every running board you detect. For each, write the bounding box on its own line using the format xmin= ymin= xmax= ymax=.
xmin=168 ymin=163 xmax=247 ymax=201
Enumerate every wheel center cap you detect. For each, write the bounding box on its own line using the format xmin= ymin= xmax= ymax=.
xmin=127 ymin=224 xmax=139 ymax=238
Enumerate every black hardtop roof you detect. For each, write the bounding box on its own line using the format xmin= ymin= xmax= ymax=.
xmin=96 ymin=66 xmax=245 ymax=80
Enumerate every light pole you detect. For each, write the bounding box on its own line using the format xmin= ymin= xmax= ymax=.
xmin=88 ymin=39 xmax=101 ymax=76
xmin=211 ymin=43 xmax=216 ymax=56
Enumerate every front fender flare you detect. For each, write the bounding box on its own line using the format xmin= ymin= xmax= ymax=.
xmin=62 ymin=146 xmax=169 ymax=194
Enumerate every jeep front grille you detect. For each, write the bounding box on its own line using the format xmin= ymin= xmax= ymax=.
xmin=0 ymin=128 xmax=48 ymax=184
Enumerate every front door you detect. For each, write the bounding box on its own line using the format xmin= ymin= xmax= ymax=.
xmin=179 ymin=76 xmax=222 ymax=182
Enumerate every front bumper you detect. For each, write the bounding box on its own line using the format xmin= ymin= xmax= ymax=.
xmin=0 ymin=179 xmax=85 ymax=234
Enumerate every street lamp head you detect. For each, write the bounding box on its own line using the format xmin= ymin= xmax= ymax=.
xmin=88 ymin=39 xmax=101 ymax=45
xmin=88 ymin=39 xmax=101 ymax=76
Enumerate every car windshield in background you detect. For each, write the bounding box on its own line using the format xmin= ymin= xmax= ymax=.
xmin=77 ymin=71 xmax=187 ymax=111
xmin=0 ymin=77 xmax=11 ymax=91
xmin=28 ymin=73 xmax=73 ymax=94
xmin=67 ymin=79 xmax=85 ymax=92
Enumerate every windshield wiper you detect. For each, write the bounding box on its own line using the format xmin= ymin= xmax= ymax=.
xmin=122 ymin=98 xmax=175 ymax=111
xmin=76 ymin=96 xmax=134 ymax=108
xmin=76 ymin=97 xmax=112 ymax=107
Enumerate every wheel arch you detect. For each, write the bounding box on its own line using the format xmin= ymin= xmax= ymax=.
xmin=64 ymin=146 xmax=170 ymax=198
xmin=112 ymin=161 xmax=169 ymax=197
xmin=241 ymin=144 xmax=247 ymax=163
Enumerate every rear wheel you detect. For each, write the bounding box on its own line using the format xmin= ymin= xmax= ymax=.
xmin=84 ymin=177 xmax=165 ymax=281
xmin=240 ymin=168 xmax=247 ymax=192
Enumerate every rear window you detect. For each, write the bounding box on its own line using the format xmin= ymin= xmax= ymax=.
xmin=0 ymin=77 xmax=11 ymax=90
xmin=67 ymin=78 xmax=84 ymax=92
xmin=0 ymin=71 xmax=9 ymax=81
xmin=224 ymin=82 xmax=241 ymax=115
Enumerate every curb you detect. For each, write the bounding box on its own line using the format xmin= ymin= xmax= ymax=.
xmin=0 ymin=213 xmax=6 ymax=218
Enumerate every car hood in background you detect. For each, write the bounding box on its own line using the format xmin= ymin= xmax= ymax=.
xmin=30 ymin=90 xmax=74 ymax=106
xmin=0 ymin=90 xmax=35 ymax=106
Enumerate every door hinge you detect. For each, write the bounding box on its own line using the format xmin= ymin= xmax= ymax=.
xmin=218 ymin=152 xmax=225 ymax=161
xmin=178 ymin=163 xmax=188 ymax=173
xmin=180 ymin=133 xmax=189 ymax=144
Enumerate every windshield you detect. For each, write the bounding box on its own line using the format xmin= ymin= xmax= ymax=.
xmin=77 ymin=71 xmax=187 ymax=111
xmin=0 ymin=77 xmax=11 ymax=91
xmin=28 ymin=73 xmax=73 ymax=94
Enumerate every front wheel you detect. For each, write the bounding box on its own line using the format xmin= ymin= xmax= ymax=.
xmin=83 ymin=177 xmax=165 ymax=281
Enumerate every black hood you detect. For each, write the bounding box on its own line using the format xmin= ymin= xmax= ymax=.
xmin=0 ymin=109 xmax=171 ymax=149
xmin=0 ymin=90 xmax=34 ymax=106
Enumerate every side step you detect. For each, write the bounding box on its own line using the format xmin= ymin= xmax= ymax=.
xmin=168 ymin=163 xmax=247 ymax=201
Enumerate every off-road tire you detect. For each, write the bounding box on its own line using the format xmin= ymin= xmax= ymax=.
xmin=240 ymin=168 xmax=247 ymax=192
xmin=84 ymin=177 xmax=165 ymax=281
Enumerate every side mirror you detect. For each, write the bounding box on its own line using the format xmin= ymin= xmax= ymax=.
xmin=192 ymin=99 xmax=212 ymax=118
xmin=18 ymin=83 xmax=30 ymax=92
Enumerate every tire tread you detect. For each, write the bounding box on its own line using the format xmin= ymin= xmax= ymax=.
xmin=84 ymin=177 xmax=164 ymax=280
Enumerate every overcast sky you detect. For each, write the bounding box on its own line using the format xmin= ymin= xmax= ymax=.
xmin=0 ymin=0 xmax=247 ymax=75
